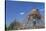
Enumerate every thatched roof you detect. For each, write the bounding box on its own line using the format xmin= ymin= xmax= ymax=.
xmin=28 ymin=9 xmax=41 ymax=19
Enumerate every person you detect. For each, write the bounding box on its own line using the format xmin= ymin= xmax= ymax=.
xmin=27 ymin=9 xmax=41 ymax=28
xmin=33 ymin=19 xmax=36 ymax=26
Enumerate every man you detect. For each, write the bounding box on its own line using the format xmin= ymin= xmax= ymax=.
xmin=27 ymin=9 xmax=41 ymax=28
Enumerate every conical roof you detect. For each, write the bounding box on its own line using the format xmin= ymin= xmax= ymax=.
xmin=28 ymin=9 xmax=41 ymax=19
xmin=31 ymin=9 xmax=39 ymax=15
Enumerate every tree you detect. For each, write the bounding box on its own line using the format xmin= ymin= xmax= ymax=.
xmin=7 ymin=19 xmax=23 ymax=30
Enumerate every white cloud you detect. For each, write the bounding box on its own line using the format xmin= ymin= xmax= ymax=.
xmin=20 ymin=12 xmax=24 ymax=15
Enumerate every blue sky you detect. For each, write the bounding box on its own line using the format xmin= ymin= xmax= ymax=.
xmin=6 ymin=1 xmax=44 ymax=27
